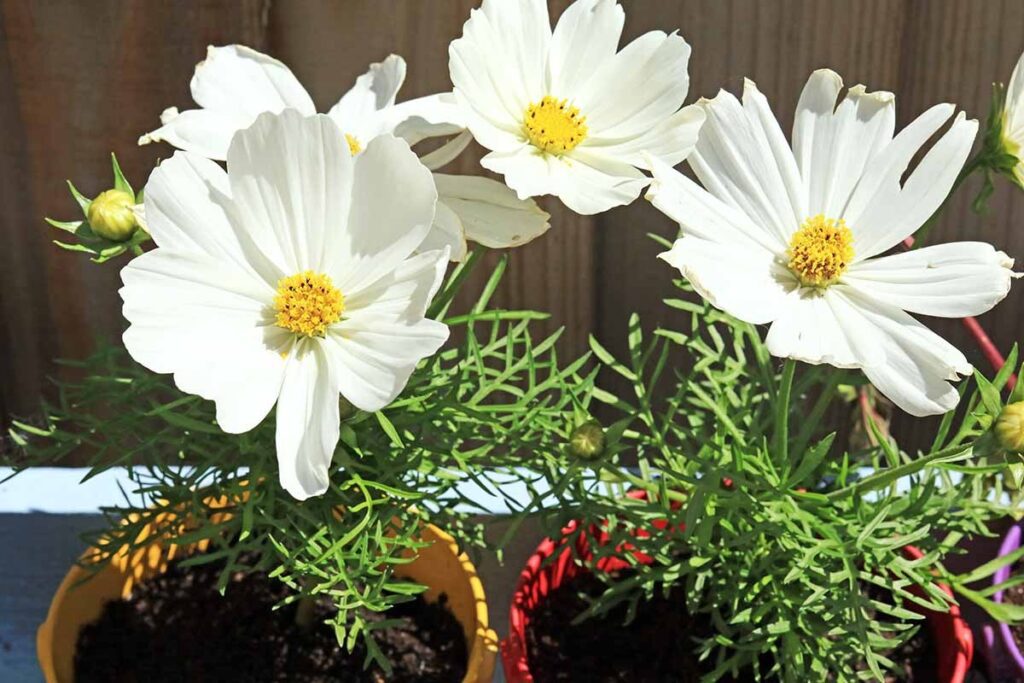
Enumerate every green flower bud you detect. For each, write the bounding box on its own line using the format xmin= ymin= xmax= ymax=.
xmin=996 ymin=402 xmax=1024 ymax=453
xmin=568 ymin=419 xmax=605 ymax=460
xmin=87 ymin=189 xmax=138 ymax=242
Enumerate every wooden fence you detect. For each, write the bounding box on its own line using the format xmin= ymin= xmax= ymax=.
xmin=2 ymin=0 xmax=1023 ymax=447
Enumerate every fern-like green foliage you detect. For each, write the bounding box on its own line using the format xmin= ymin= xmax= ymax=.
xmin=5 ymin=250 xmax=589 ymax=670
xmin=523 ymin=276 xmax=1021 ymax=682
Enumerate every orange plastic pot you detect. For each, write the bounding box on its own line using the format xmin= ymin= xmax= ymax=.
xmin=37 ymin=518 xmax=497 ymax=682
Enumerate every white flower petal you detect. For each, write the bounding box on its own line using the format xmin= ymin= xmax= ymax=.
xmin=689 ymin=85 xmax=800 ymax=248
xmin=343 ymin=249 xmax=449 ymax=323
xmin=275 ymin=344 xmax=340 ymax=500
xmin=143 ymin=151 xmax=285 ymax=284
xmin=792 ymin=69 xmax=843 ymax=215
xmin=226 ymin=110 xmax=354 ymax=275
xmin=120 ymin=250 xmax=285 ymax=435
xmin=647 ymin=154 xmax=785 ymax=255
xmin=549 ymin=0 xmax=624 ymax=96
xmin=449 ymin=0 xmax=550 ymax=128
xmin=433 ymin=174 xmax=550 ymax=249
xmin=1006 ymin=51 xmax=1024 ymax=139
xmin=659 ymin=236 xmax=794 ymax=325
xmin=328 ymin=54 xmax=407 ymax=139
xmin=191 ymin=45 xmax=315 ymax=119
xmin=451 ymin=93 xmax=525 ymax=152
xmin=422 ymin=202 xmax=469 ymax=262
xmin=846 ymin=107 xmax=976 ymax=260
xmin=817 ymin=86 xmax=896 ymax=218
xmin=418 ymin=130 xmax=474 ymax=171
xmin=326 ymin=315 xmax=449 ymax=412
xmin=482 ymin=146 xmax=646 ymax=215
xmin=844 ymin=242 xmax=1017 ymax=317
xmin=574 ymin=30 xmax=691 ymax=140
xmin=586 ymin=104 xmax=704 ymax=169
xmin=138 ymin=108 xmax=250 ymax=161
xmin=335 ymin=134 xmax=438 ymax=293
xmin=843 ymin=290 xmax=971 ymax=417
xmin=764 ymin=288 xmax=866 ymax=368
xmin=391 ymin=93 xmax=469 ymax=142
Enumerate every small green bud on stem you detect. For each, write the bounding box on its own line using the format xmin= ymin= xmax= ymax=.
xmin=568 ymin=419 xmax=605 ymax=460
xmin=88 ymin=189 xmax=139 ymax=241
xmin=997 ymin=402 xmax=1024 ymax=453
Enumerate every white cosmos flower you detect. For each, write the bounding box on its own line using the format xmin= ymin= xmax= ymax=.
xmin=122 ymin=110 xmax=449 ymax=500
xmin=650 ymin=69 xmax=1018 ymax=417
xmin=1002 ymin=51 xmax=1024 ymax=186
xmin=139 ymin=44 xmax=549 ymax=260
xmin=448 ymin=0 xmax=704 ymax=215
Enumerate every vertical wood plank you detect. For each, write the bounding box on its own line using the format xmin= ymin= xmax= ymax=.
xmin=893 ymin=0 xmax=1024 ymax=445
xmin=0 ymin=0 xmax=270 ymax=426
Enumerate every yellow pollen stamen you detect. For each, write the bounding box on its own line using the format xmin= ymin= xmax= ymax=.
xmin=523 ymin=96 xmax=588 ymax=154
xmin=274 ymin=271 xmax=344 ymax=338
xmin=345 ymin=133 xmax=362 ymax=156
xmin=787 ymin=215 xmax=855 ymax=288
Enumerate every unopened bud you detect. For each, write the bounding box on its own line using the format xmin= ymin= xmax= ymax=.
xmin=88 ymin=189 xmax=138 ymax=241
xmin=568 ymin=420 xmax=605 ymax=460
xmin=997 ymin=402 xmax=1024 ymax=453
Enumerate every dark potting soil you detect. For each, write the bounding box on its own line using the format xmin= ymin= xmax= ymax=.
xmin=526 ymin=571 xmax=963 ymax=682
xmin=524 ymin=570 xmax=748 ymax=683
xmin=877 ymin=628 xmax=936 ymax=683
xmin=73 ymin=554 xmax=468 ymax=683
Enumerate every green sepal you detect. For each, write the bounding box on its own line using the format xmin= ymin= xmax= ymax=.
xmin=66 ymin=180 xmax=91 ymax=216
xmin=110 ymin=153 xmax=134 ymax=197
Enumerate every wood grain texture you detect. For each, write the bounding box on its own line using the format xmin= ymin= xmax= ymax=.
xmin=0 ymin=0 xmax=270 ymax=427
xmin=2 ymin=1 xmax=1024 ymax=453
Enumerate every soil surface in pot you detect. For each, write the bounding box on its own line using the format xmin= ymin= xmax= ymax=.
xmin=525 ymin=570 xmax=973 ymax=682
xmin=73 ymin=553 xmax=467 ymax=683
xmin=524 ymin=570 xmax=746 ymax=683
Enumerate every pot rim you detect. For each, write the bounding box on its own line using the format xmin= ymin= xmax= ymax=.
xmin=993 ymin=521 xmax=1024 ymax=671
xmin=500 ymin=503 xmax=973 ymax=682
xmin=36 ymin=518 xmax=497 ymax=683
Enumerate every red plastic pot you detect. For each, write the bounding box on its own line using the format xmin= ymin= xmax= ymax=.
xmin=501 ymin=499 xmax=974 ymax=682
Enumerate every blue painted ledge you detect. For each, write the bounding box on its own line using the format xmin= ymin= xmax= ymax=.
xmin=0 ymin=465 xmax=979 ymax=682
xmin=0 ymin=467 xmax=560 ymax=682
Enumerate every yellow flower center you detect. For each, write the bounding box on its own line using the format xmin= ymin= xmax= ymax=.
xmin=345 ymin=134 xmax=362 ymax=156
xmin=273 ymin=271 xmax=344 ymax=338
xmin=523 ymin=96 xmax=588 ymax=154
xmin=787 ymin=215 xmax=855 ymax=288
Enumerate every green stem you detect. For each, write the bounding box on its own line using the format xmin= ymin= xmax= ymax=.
xmin=294 ymin=594 xmax=319 ymax=631
xmin=824 ymin=442 xmax=972 ymax=501
xmin=775 ymin=359 xmax=797 ymax=467
xmin=599 ymin=464 xmax=688 ymax=504
xmin=911 ymin=153 xmax=986 ymax=248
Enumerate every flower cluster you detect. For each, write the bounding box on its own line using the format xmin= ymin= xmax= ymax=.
xmin=19 ymin=0 xmax=1024 ymax=678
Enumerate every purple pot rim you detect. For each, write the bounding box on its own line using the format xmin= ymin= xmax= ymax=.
xmin=995 ymin=522 xmax=1024 ymax=671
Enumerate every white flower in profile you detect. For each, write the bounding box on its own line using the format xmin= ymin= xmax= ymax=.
xmin=122 ymin=110 xmax=449 ymax=500
xmin=1001 ymin=51 xmax=1024 ymax=187
xmin=448 ymin=0 xmax=704 ymax=215
xmin=139 ymin=45 xmax=549 ymax=260
xmin=650 ymin=69 xmax=1018 ymax=416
